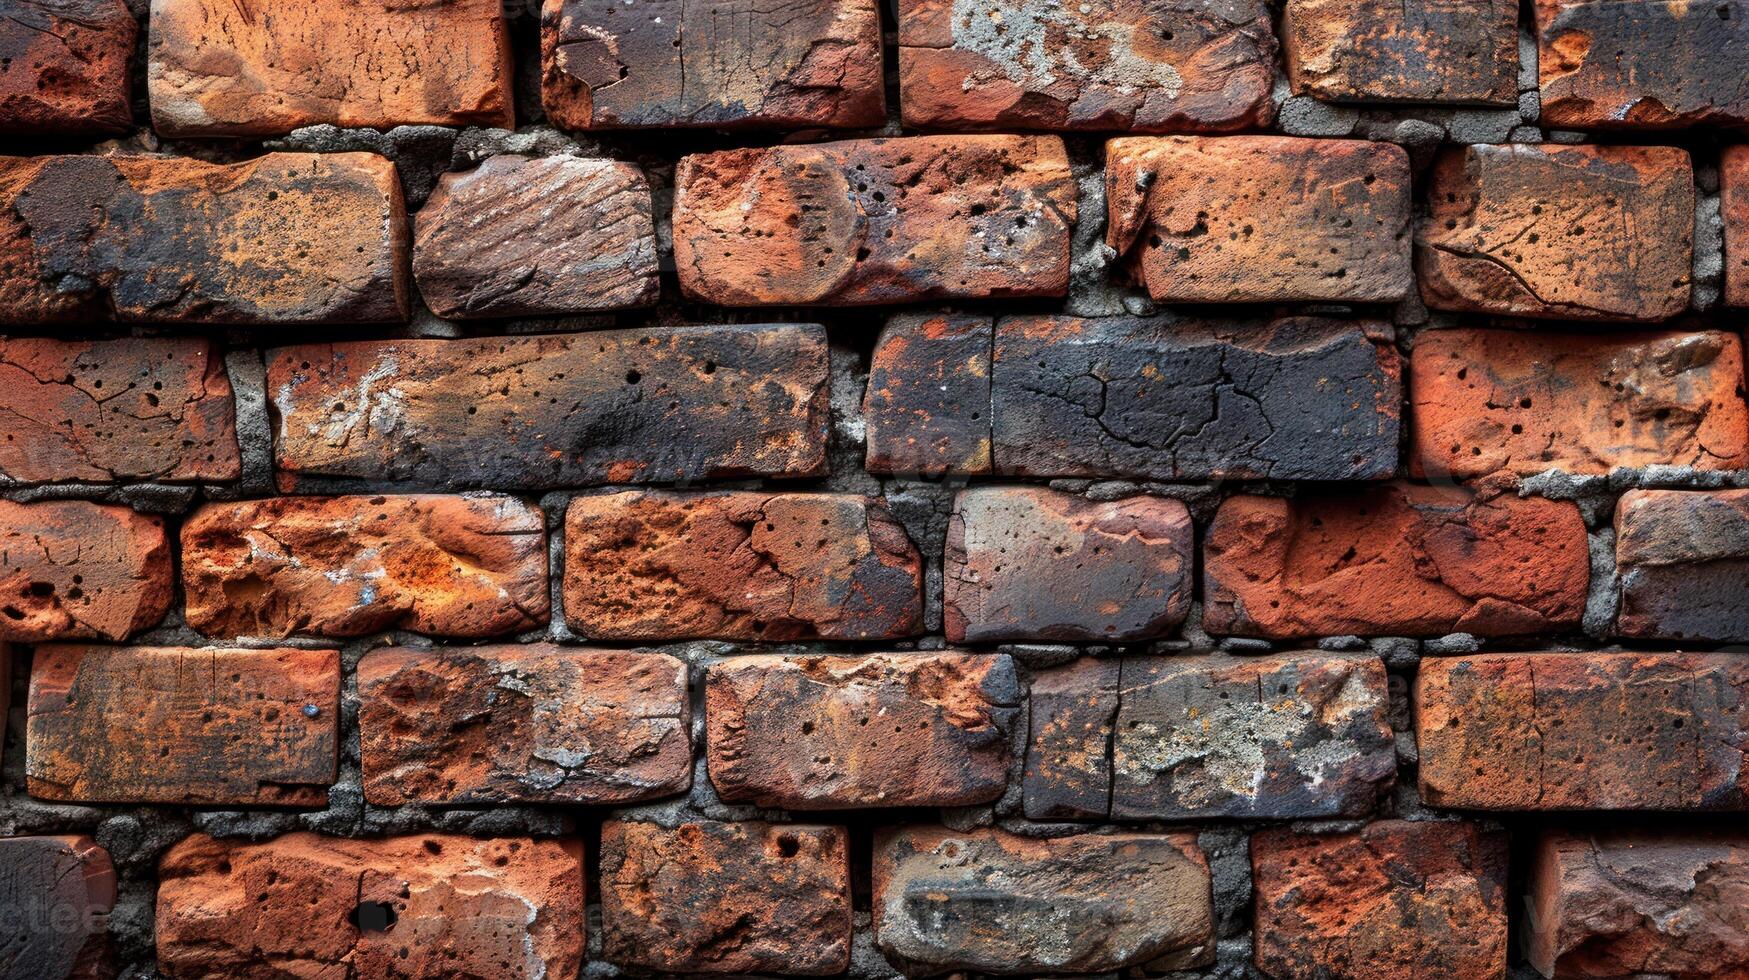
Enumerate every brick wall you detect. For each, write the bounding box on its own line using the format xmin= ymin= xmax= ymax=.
xmin=3 ymin=1 xmax=1748 ymax=979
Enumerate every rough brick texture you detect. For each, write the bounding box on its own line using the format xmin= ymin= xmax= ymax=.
xmin=1615 ymin=489 xmax=1749 ymax=642
xmin=1536 ymin=0 xmax=1749 ymax=129
xmin=0 ymin=835 xmax=115 ymax=980
xmin=0 ymin=0 xmax=134 ymax=134
xmin=1283 ymin=0 xmax=1519 ymax=105
xmin=1724 ymin=144 xmax=1749 ymax=307
xmin=863 ymin=313 xmax=995 ymax=476
xmin=0 ymin=500 xmax=170 ymax=643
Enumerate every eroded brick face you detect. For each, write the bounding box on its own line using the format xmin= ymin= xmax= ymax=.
xmin=1283 ymin=0 xmax=1519 ymax=105
xmin=0 ymin=836 xmax=115 ymax=980
xmin=0 ymin=0 xmax=134 ymax=134
xmin=1536 ymin=0 xmax=1749 ymax=129
xmin=1615 ymin=489 xmax=1749 ymax=642
xmin=0 ymin=500 xmax=170 ymax=643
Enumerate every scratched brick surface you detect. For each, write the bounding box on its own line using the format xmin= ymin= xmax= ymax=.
xmin=1615 ymin=489 xmax=1749 ymax=643
xmin=1283 ymin=0 xmax=1519 ymax=105
xmin=0 ymin=500 xmax=170 ymax=644
xmin=0 ymin=836 xmax=115 ymax=980
xmin=1535 ymin=0 xmax=1749 ymax=130
xmin=0 ymin=0 xmax=135 ymax=135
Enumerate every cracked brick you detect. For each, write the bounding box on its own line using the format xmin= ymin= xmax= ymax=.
xmin=1615 ymin=489 xmax=1749 ymax=643
xmin=1535 ymin=0 xmax=1749 ymax=130
xmin=1723 ymin=145 xmax=1749 ymax=307
xmin=0 ymin=835 xmax=115 ymax=980
xmin=1282 ymin=0 xmax=1519 ymax=105
xmin=0 ymin=500 xmax=170 ymax=644
xmin=863 ymin=313 xmax=994 ymax=477
xmin=0 ymin=0 xmax=134 ymax=135
xmin=26 ymin=645 xmax=338 ymax=806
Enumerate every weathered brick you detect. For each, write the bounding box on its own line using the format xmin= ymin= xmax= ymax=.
xmin=27 ymin=645 xmax=338 ymax=806
xmin=541 ymin=0 xmax=883 ymax=130
xmin=1528 ymin=829 xmax=1749 ymax=979
xmin=412 ymin=156 xmax=658 ymax=318
xmin=358 ymin=645 xmax=690 ymax=806
xmin=1616 ymin=489 xmax=1749 ymax=643
xmin=0 ymin=836 xmax=115 ymax=980
xmin=1724 ymin=144 xmax=1749 ymax=307
xmin=1536 ymin=0 xmax=1749 ymax=129
xmin=181 ymin=495 xmax=548 ymax=640
xmin=1252 ymin=821 xmax=1509 ymax=980
xmin=898 ymin=0 xmax=1277 ymax=131
xmin=1022 ymin=656 xmax=1119 ymax=820
xmin=0 ymin=336 xmax=239 ymax=484
xmin=945 ymin=487 xmax=1192 ymax=642
xmin=863 ymin=313 xmax=993 ymax=476
xmin=1417 ymin=144 xmax=1694 ymax=321
xmin=1416 ymin=652 xmax=1749 ymax=810
xmin=0 ymin=153 xmax=409 ymax=325
xmin=1107 ymin=136 xmax=1413 ymax=303
xmin=673 ymin=135 xmax=1075 ymax=306
xmin=873 ymin=826 xmax=1214 ymax=975
xmin=1205 ymin=483 xmax=1589 ymax=638
xmin=268 ymin=324 xmax=828 ymax=491
xmin=148 ymin=0 xmax=512 ymax=136
xmin=600 ymin=820 xmax=851 ymax=976
xmin=156 ymin=832 xmax=584 ymax=980
xmin=1282 ymin=0 xmax=1519 ymax=105
xmin=564 ymin=490 xmax=922 ymax=642
xmin=1411 ymin=329 xmax=1749 ymax=480
xmin=0 ymin=501 xmax=170 ymax=643
xmin=705 ymin=652 xmax=1018 ymax=808
xmin=0 ymin=0 xmax=134 ymax=135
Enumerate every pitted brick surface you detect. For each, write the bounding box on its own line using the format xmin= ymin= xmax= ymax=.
xmin=0 ymin=0 xmax=134 ymax=134
xmin=0 ymin=500 xmax=170 ymax=643
xmin=1535 ymin=0 xmax=1749 ymax=130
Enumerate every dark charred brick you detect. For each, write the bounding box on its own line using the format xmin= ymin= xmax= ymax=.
xmin=1205 ymin=482 xmax=1590 ymax=639
xmin=600 ymin=820 xmax=851 ymax=976
xmin=1417 ymin=144 xmax=1694 ymax=321
xmin=1252 ymin=821 xmax=1509 ymax=980
xmin=564 ymin=490 xmax=923 ymax=642
xmin=0 ymin=835 xmax=115 ymax=980
xmin=27 ymin=645 xmax=338 ymax=806
xmin=541 ymin=0 xmax=883 ymax=130
xmin=1283 ymin=0 xmax=1519 ymax=105
xmin=945 ymin=487 xmax=1193 ymax=643
xmin=1724 ymin=144 xmax=1749 ymax=308
xmin=873 ymin=826 xmax=1214 ymax=975
xmin=863 ymin=313 xmax=993 ymax=476
xmin=673 ymin=135 xmax=1075 ymax=306
xmin=705 ymin=652 xmax=1018 ymax=809
xmin=268 ymin=324 xmax=828 ymax=491
xmin=1107 ymin=136 xmax=1413 ymax=303
xmin=1022 ymin=656 xmax=1120 ymax=820
xmin=1615 ymin=489 xmax=1749 ymax=643
xmin=898 ymin=0 xmax=1277 ymax=131
xmin=1417 ymin=652 xmax=1749 ymax=810
xmin=1536 ymin=0 xmax=1749 ymax=130
xmin=0 ymin=0 xmax=134 ymax=135
xmin=0 ymin=500 xmax=171 ymax=644
xmin=156 ymin=833 xmax=584 ymax=980
xmin=0 ymin=153 xmax=410 ymax=325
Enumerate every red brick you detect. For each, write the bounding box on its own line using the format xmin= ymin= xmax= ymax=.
xmin=181 ymin=495 xmax=548 ymax=640
xmin=1283 ymin=0 xmax=1519 ymax=105
xmin=0 ymin=500 xmax=171 ymax=643
xmin=0 ymin=336 xmax=239 ymax=484
xmin=564 ymin=490 xmax=922 ymax=642
xmin=673 ymin=135 xmax=1075 ymax=306
xmin=542 ymin=0 xmax=883 ymax=130
xmin=0 ymin=0 xmax=134 ymax=135
xmin=0 ymin=154 xmax=409 ymax=325
xmin=1107 ymin=136 xmax=1413 ymax=303
xmin=1723 ymin=145 xmax=1749 ymax=307
xmin=27 ymin=645 xmax=338 ymax=806
xmin=358 ymin=645 xmax=690 ymax=806
xmin=1252 ymin=821 xmax=1509 ymax=980
xmin=898 ymin=0 xmax=1277 ymax=131
xmin=705 ymin=652 xmax=1017 ymax=809
xmin=1536 ymin=0 xmax=1749 ymax=129
xmin=600 ymin=820 xmax=851 ymax=976
xmin=1416 ymin=652 xmax=1749 ymax=810
xmin=148 ymin=0 xmax=512 ymax=136
xmin=863 ymin=313 xmax=994 ymax=476
xmin=1417 ymin=144 xmax=1694 ymax=321
xmin=1528 ymin=829 xmax=1749 ymax=979
xmin=1616 ymin=489 xmax=1749 ymax=643
xmin=1205 ymin=483 xmax=1589 ymax=639
xmin=873 ymin=826 xmax=1214 ymax=974
xmin=0 ymin=835 xmax=115 ymax=980
xmin=268 ymin=324 xmax=828 ymax=490
xmin=156 ymin=832 xmax=583 ymax=980
xmin=1411 ymin=329 xmax=1749 ymax=480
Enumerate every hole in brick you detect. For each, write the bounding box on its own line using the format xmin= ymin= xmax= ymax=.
xmin=776 ymin=835 xmax=800 ymax=858
xmin=350 ymin=901 xmax=398 ymax=933
xmin=625 ymin=370 xmax=641 ymax=384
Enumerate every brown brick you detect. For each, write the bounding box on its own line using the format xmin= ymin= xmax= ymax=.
xmin=1536 ymin=0 xmax=1749 ymax=129
xmin=1252 ymin=821 xmax=1509 ymax=980
xmin=600 ymin=820 xmax=851 ymax=976
xmin=541 ymin=0 xmax=883 ymax=130
xmin=1283 ymin=0 xmax=1519 ymax=105
xmin=148 ymin=0 xmax=512 ymax=136
xmin=358 ymin=645 xmax=690 ymax=806
xmin=0 ymin=336 xmax=239 ymax=484
xmin=1724 ymin=145 xmax=1749 ymax=307
xmin=1411 ymin=329 xmax=1749 ymax=480
xmin=705 ymin=652 xmax=1017 ymax=809
xmin=1416 ymin=652 xmax=1749 ymax=810
xmin=1528 ymin=829 xmax=1749 ymax=979
xmin=156 ymin=832 xmax=583 ymax=980
xmin=673 ymin=135 xmax=1075 ymax=306
xmin=0 ymin=153 xmax=409 ymax=325
xmin=898 ymin=0 xmax=1277 ymax=131
xmin=268 ymin=324 xmax=828 ymax=490
xmin=564 ymin=490 xmax=922 ymax=642
xmin=1107 ymin=136 xmax=1413 ymax=303
xmin=27 ymin=645 xmax=338 ymax=806
xmin=412 ymin=156 xmax=658 ymax=318
xmin=873 ymin=826 xmax=1214 ymax=974
xmin=0 ymin=501 xmax=169 ymax=643
xmin=1616 ymin=489 xmax=1749 ymax=643
xmin=0 ymin=835 xmax=115 ymax=980
xmin=0 ymin=0 xmax=134 ymax=135
xmin=181 ymin=495 xmax=548 ymax=640
xmin=863 ymin=313 xmax=993 ymax=476
xmin=945 ymin=487 xmax=1192 ymax=643
xmin=1205 ymin=483 xmax=1589 ymax=639
xmin=1417 ymin=144 xmax=1694 ymax=321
